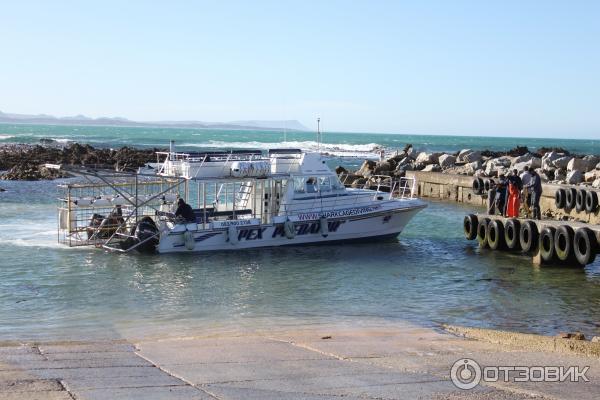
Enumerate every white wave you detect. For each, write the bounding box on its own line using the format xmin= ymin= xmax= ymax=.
xmin=37 ymin=137 xmax=73 ymax=144
xmin=0 ymin=134 xmax=14 ymax=140
xmin=180 ymin=140 xmax=383 ymax=159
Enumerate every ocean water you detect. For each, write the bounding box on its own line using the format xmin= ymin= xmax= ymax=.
xmin=1 ymin=124 xmax=600 ymax=341
xmin=1 ymin=123 xmax=600 ymax=159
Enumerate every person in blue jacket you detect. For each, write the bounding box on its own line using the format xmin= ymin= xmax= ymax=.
xmin=525 ymin=169 xmax=543 ymax=220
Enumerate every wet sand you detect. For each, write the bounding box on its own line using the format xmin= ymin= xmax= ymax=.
xmin=1 ymin=321 xmax=598 ymax=400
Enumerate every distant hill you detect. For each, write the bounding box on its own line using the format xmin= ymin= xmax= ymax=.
xmin=0 ymin=110 xmax=308 ymax=132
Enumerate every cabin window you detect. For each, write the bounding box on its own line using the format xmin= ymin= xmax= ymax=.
xmin=330 ymin=176 xmax=345 ymax=190
xmin=306 ymin=177 xmax=318 ymax=193
xmin=318 ymin=176 xmax=331 ymax=192
xmin=293 ymin=177 xmax=306 ymax=194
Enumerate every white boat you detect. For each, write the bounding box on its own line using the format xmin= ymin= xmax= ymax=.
xmin=143 ymin=148 xmax=427 ymax=253
xmin=53 ymin=147 xmax=426 ymax=253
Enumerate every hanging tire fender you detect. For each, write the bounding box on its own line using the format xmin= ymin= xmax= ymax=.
xmin=464 ymin=214 xmax=478 ymax=240
xmin=477 ymin=218 xmax=490 ymax=248
xmin=539 ymin=226 xmax=557 ymax=263
xmin=227 ymin=225 xmax=238 ymax=245
xmin=519 ymin=220 xmax=538 ymax=253
xmin=472 ymin=178 xmax=484 ymax=195
xmin=504 ymin=218 xmax=521 ymax=250
xmin=319 ymin=216 xmax=329 ymax=238
xmin=576 ymin=189 xmax=587 ymax=213
xmin=284 ymin=219 xmax=296 ymax=239
xmin=184 ymin=230 xmax=195 ymax=250
xmin=486 ymin=219 xmax=505 ymax=250
xmin=585 ymin=191 xmax=598 ymax=213
xmin=554 ymin=225 xmax=575 ymax=262
xmin=573 ymin=228 xmax=598 ymax=266
xmin=565 ymin=188 xmax=577 ymax=210
xmin=554 ymin=189 xmax=566 ymax=209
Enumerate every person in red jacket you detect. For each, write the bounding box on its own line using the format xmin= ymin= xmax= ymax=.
xmin=506 ymin=169 xmax=522 ymax=217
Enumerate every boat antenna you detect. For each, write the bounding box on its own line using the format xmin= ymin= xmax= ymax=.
xmin=317 ymin=117 xmax=321 ymax=151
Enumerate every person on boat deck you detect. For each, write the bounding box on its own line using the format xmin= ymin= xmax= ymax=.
xmin=306 ymin=177 xmax=318 ymax=193
xmin=175 ymin=198 xmax=196 ymax=222
xmin=525 ymin=169 xmax=543 ymax=220
xmin=494 ymin=174 xmax=508 ymax=216
xmin=506 ymin=169 xmax=522 ymax=218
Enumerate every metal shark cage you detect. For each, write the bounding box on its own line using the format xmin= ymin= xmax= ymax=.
xmin=53 ymin=164 xmax=186 ymax=252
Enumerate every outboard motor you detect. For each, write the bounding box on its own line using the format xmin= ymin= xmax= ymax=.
xmin=129 ymin=217 xmax=159 ymax=253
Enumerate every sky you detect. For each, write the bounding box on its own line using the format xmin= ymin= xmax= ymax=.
xmin=1 ymin=1 xmax=599 ymax=138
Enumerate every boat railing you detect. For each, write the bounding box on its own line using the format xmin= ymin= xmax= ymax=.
xmin=391 ymin=177 xmax=417 ymax=199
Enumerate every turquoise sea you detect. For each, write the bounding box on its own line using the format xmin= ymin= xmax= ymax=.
xmin=1 ymin=124 xmax=600 ymax=341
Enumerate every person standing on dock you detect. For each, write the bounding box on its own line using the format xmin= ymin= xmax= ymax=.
xmin=494 ymin=174 xmax=508 ymax=216
xmin=520 ymin=166 xmax=532 ymax=217
xmin=525 ymin=169 xmax=543 ymax=220
xmin=506 ymin=169 xmax=522 ymax=217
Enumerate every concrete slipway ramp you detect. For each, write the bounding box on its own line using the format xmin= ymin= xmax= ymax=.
xmin=1 ymin=321 xmax=600 ymax=399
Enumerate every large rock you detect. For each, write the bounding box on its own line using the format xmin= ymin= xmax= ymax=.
xmin=513 ymin=153 xmax=533 ymax=164
xmin=584 ymin=170 xmax=600 ymax=182
xmin=484 ymin=156 xmax=512 ymax=176
xmin=438 ymin=154 xmax=456 ymax=168
xmin=422 ymin=164 xmax=441 ymax=172
xmin=554 ymin=168 xmax=567 ymax=182
xmin=335 ymin=166 xmax=348 ymax=175
xmin=357 ymin=160 xmax=376 ymax=177
xmin=374 ymin=161 xmax=393 ymax=175
xmin=351 ymin=178 xmax=367 ymax=188
xmin=529 ymin=157 xmax=542 ymax=169
xmin=566 ymin=170 xmax=583 ymax=185
xmin=567 ymin=158 xmax=586 ymax=172
xmin=553 ymin=156 xmax=573 ymax=169
xmin=512 ymin=156 xmax=540 ymax=171
xmin=415 ymin=152 xmax=438 ymax=165
xmin=541 ymin=151 xmax=563 ymax=170
xmin=458 ymin=149 xmax=482 ymax=163
xmin=582 ymin=155 xmax=600 ymax=171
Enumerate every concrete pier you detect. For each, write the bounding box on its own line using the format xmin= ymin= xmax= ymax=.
xmin=406 ymin=171 xmax=600 ymax=224
xmin=472 ymin=213 xmax=600 ymax=266
xmin=1 ymin=322 xmax=599 ymax=400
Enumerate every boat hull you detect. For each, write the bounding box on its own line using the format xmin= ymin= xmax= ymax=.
xmin=156 ymin=201 xmax=426 ymax=253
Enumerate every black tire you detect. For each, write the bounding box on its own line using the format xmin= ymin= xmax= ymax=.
xmin=504 ymin=219 xmax=521 ymax=250
xmin=554 ymin=189 xmax=566 ymax=209
xmin=486 ymin=220 xmax=505 ymax=250
xmin=565 ymin=188 xmax=577 ymax=210
xmin=472 ymin=178 xmax=484 ymax=195
xmin=464 ymin=214 xmax=478 ymax=240
xmin=520 ymin=220 xmax=538 ymax=253
xmin=576 ymin=189 xmax=586 ymax=213
xmin=477 ymin=218 xmax=490 ymax=248
xmin=539 ymin=226 xmax=556 ymax=263
xmin=554 ymin=225 xmax=575 ymax=262
xmin=585 ymin=191 xmax=598 ymax=213
xmin=573 ymin=228 xmax=598 ymax=266
xmin=484 ymin=179 xmax=491 ymax=192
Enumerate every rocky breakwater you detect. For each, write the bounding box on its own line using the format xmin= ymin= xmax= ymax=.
xmin=0 ymin=143 xmax=161 ymax=180
xmin=337 ymin=145 xmax=600 ymax=189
